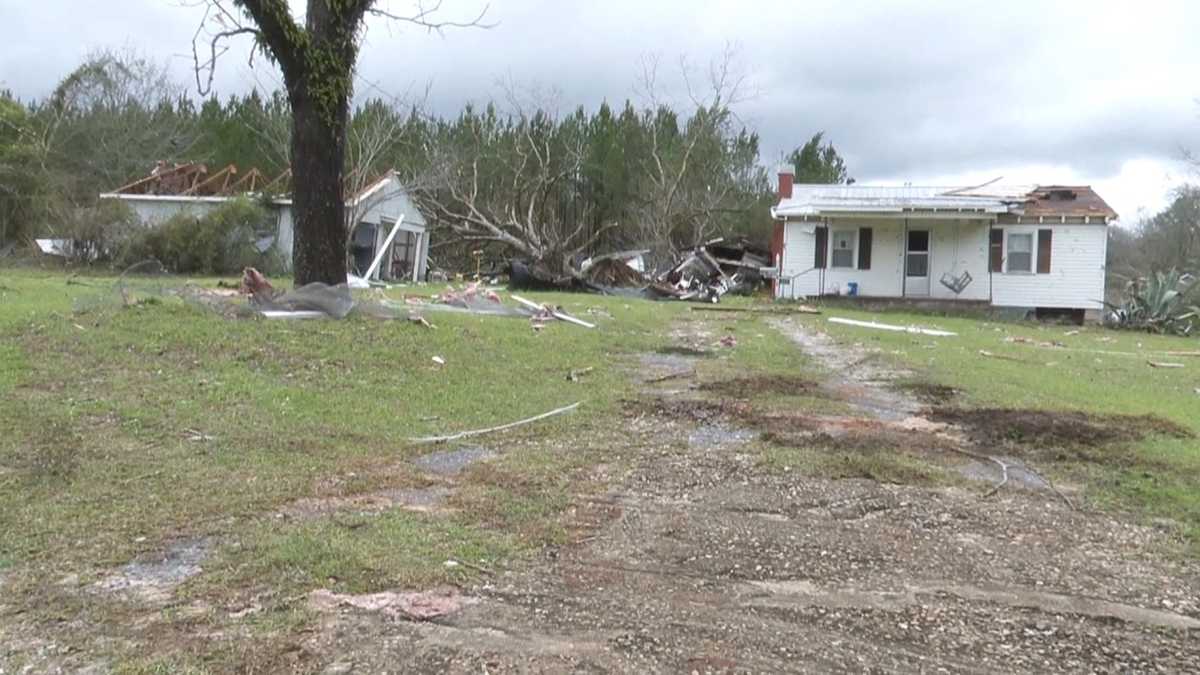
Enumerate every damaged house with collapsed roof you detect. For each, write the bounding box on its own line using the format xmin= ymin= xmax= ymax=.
xmin=99 ymin=162 xmax=430 ymax=282
xmin=769 ymin=168 xmax=1118 ymax=321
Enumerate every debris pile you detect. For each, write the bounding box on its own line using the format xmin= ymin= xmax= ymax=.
xmin=649 ymin=239 xmax=771 ymax=303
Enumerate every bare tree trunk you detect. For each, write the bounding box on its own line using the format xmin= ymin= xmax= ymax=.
xmin=290 ymin=84 xmax=349 ymax=285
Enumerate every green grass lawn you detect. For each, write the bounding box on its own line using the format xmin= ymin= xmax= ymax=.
xmin=3 ymin=267 xmax=1199 ymax=669
xmin=805 ymin=304 xmax=1200 ymax=543
xmin=0 ymin=269 xmax=696 ymax=669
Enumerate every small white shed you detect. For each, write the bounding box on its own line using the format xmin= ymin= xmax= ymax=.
xmin=100 ymin=163 xmax=429 ymax=282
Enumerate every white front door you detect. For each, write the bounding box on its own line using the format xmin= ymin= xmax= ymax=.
xmin=905 ymin=229 xmax=930 ymax=297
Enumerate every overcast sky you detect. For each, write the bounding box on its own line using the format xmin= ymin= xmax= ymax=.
xmin=3 ymin=0 xmax=1198 ymax=224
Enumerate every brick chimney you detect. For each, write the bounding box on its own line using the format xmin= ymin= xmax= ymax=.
xmin=778 ymin=165 xmax=794 ymax=200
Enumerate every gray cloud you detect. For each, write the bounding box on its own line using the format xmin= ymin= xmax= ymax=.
xmin=3 ymin=0 xmax=1198 ymax=217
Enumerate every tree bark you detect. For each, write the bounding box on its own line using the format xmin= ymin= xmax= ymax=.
xmin=289 ymin=83 xmax=350 ymax=285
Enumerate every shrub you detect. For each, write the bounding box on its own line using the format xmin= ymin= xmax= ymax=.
xmin=49 ymin=199 xmax=140 ymax=263
xmin=117 ymin=197 xmax=282 ymax=275
xmin=1105 ymin=269 xmax=1199 ymax=336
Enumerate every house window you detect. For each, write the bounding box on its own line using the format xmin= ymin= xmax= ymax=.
xmin=1007 ymin=232 xmax=1033 ymax=273
xmin=831 ymin=230 xmax=855 ymax=268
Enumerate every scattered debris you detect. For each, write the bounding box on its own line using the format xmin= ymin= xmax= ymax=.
xmin=309 ymin=587 xmax=473 ymax=622
xmin=979 ymin=350 xmax=1025 ymax=362
xmin=444 ymin=558 xmax=495 ymax=576
xmin=827 ymin=317 xmax=957 ymax=337
xmin=511 ymin=294 xmax=596 ymax=329
xmin=648 ymin=238 xmax=772 ymax=303
xmin=719 ymin=335 xmax=738 ymax=348
xmin=567 ymin=366 xmax=595 ymax=382
xmin=1005 ymin=336 xmax=1063 ymax=348
xmin=432 ymin=356 xmax=446 ymax=366
xmin=1147 ymin=361 xmax=1185 ymax=369
xmin=410 ymin=402 xmax=582 ymax=444
xmin=1064 ymin=329 xmax=1081 ymax=336
xmin=581 ymin=253 xmax=648 ymax=288
xmin=183 ymin=429 xmax=215 ymax=443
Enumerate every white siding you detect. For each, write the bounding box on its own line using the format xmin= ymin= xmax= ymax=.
xmin=928 ymin=221 xmax=990 ymax=302
xmin=127 ymin=200 xmax=223 ymax=227
xmin=777 ymin=221 xmax=818 ymax=299
xmin=991 ymin=224 xmax=1107 ymax=310
xmin=820 ymin=219 xmax=905 ymax=297
xmin=777 ymin=217 xmax=991 ymax=302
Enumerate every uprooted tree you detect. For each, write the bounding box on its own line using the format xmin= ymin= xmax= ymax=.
xmin=417 ymin=86 xmax=612 ymax=278
xmin=192 ymin=0 xmax=485 ymax=285
xmin=416 ymin=51 xmax=769 ymax=277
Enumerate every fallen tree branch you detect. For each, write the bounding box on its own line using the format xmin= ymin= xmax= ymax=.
xmin=410 ymin=402 xmax=582 ymax=444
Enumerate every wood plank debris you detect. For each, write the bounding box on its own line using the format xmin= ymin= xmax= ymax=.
xmin=828 ymin=317 xmax=957 ymax=337
xmin=510 ymin=294 xmax=596 ymax=328
xmin=979 ymin=350 xmax=1024 ymax=362
xmin=1147 ymin=361 xmax=1185 ymax=369
xmin=410 ymin=402 xmax=582 ymax=444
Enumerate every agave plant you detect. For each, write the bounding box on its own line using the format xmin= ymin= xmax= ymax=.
xmin=1105 ymin=269 xmax=1199 ymax=336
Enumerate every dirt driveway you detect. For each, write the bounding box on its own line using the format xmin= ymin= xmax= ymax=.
xmin=304 ymin=316 xmax=1200 ymax=673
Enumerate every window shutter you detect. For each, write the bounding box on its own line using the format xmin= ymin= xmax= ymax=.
xmin=814 ymin=226 xmax=828 ymax=269
xmin=857 ymin=227 xmax=873 ymax=270
xmin=989 ymin=229 xmax=1003 ymax=272
xmin=1037 ymin=229 xmax=1053 ymax=273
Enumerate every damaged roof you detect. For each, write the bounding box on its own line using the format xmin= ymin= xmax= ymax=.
xmin=102 ymin=162 xmax=406 ymax=207
xmin=1019 ymin=185 xmax=1117 ymax=219
xmin=773 ymin=183 xmax=1116 ymax=221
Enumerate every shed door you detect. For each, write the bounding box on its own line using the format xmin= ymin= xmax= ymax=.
xmin=905 ymin=229 xmax=930 ymax=297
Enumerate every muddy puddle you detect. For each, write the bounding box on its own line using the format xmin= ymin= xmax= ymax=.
xmin=94 ymin=538 xmax=211 ymax=603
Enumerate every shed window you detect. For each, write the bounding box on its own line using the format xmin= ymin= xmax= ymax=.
xmin=830 ymin=230 xmax=855 ymax=268
xmin=1007 ymin=233 xmax=1033 ymax=273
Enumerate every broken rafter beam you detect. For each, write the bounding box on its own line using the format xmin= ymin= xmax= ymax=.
xmin=184 ymin=164 xmax=238 ymax=196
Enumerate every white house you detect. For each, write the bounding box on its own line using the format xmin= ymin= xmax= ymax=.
xmin=100 ymin=163 xmax=429 ymax=282
xmin=769 ymin=169 xmax=1117 ymax=320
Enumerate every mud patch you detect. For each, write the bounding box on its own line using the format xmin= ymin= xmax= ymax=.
xmin=930 ymin=408 xmax=1191 ymax=452
xmin=699 ymin=374 xmax=820 ymax=399
xmin=895 ymin=381 xmax=958 ymax=404
xmin=94 ymin=538 xmax=210 ymax=603
xmin=309 ymin=586 xmax=475 ymax=621
xmin=413 ymin=446 xmax=496 ymax=476
xmin=280 ymin=486 xmax=454 ymax=520
xmin=630 ymin=397 xmax=751 ymax=424
xmin=655 ymin=345 xmax=713 ymax=358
